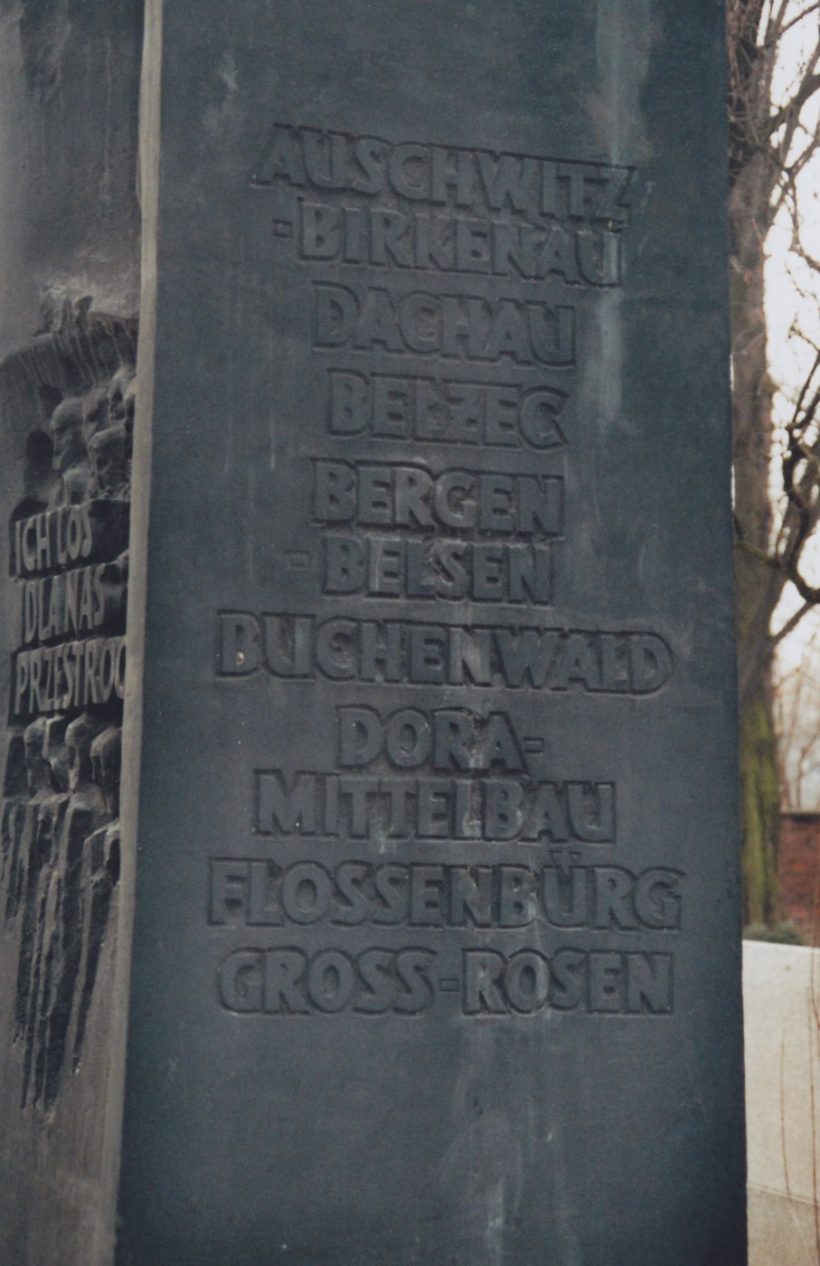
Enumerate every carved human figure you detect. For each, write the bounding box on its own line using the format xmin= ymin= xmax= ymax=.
xmin=6 ymin=358 xmax=134 ymax=1111
xmin=49 ymin=398 xmax=90 ymax=503
xmin=73 ymin=822 xmax=120 ymax=1071
xmin=24 ymin=718 xmax=53 ymax=798
xmin=65 ymin=713 xmax=107 ymax=803
xmin=1 ymin=732 xmax=29 ymax=917
xmin=44 ymin=716 xmax=69 ymax=794
xmin=82 ymin=385 xmax=111 ymax=445
xmin=90 ymin=727 xmax=121 ymax=820
xmin=21 ymin=719 xmax=68 ymax=882
xmin=1 ymin=799 xmax=27 ymax=920
xmin=15 ymin=749 xmax=69 ymax=1082
xmin=21 ymin=715 xmax=112 ymax=1110
xmin=88 ymin=424 xmax=129 ymax=498
xmin=108 ymin=366 xmax=136 ymax=437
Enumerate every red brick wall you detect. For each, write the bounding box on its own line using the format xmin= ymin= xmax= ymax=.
xmin=779 ymin=814 xmax=820 ymax=946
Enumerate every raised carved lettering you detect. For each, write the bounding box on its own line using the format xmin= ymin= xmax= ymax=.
xmin=462 ymin=948 xmax=672 ymax=1016
xmin=209 ymin=860 xmax=683 ymax=932
xmin=326 ymin=372 xmax=569 ymax=449
xmin=251 ymin=125 xmax=635 ymax=230
xmin=313 ymin=461 xmax=564 ymax=534
xmin=297 ymin=201 xmax=622 ymax=285
xmin=313 ymin=283 xmax=576 ymax=367
xmin=218 ymin=611 xmax=674 ymax=693
xmin=253 ymin=771 xmax=616 ymax=843
xmin=215 ymin=941 xmax=673 ymax=1017
xmin=201 ymin=117 xmax=677 ymax=1040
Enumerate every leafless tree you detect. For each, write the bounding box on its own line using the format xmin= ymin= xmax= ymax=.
xmin=728 ymin=0 xmax=820 ymax=923
xmin=774 ymin=638 xmax=820 ymax=809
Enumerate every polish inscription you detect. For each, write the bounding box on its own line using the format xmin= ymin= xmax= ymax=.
xmin=250 ymin=126 xmax=634 ymax=281
xmin=218 ymin=613 xmax=673 ymax=690
xmin=11 ymin=501 xmax=128 ymax=719
xmin=313 ymin=284 xmax=576 ymax=365
xmin=209 ymin=124 xmax=679 ymax=1019
xmin=325 ymin=374 xmax=569 ymax=449
xmin=1 ymin=353 xmax=133 ymax=1111
xmin=314 ymin=460 xmax=562 ymax=605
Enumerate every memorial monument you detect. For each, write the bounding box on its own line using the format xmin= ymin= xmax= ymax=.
xmin=0 ymin=2 xmax=747 ymax=1263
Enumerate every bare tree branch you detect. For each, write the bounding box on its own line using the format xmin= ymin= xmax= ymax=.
xmin=772 ymin=599 xmax=814 ymax=644
xmin=763 ymin=2 xmax=820 ymax=47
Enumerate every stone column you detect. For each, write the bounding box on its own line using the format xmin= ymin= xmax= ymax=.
xmin=0 ymin=3 xmax=141 ymax=1263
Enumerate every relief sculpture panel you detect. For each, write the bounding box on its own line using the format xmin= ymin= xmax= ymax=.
xmin=0 ymin=306 xmax=134 ymax=1112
